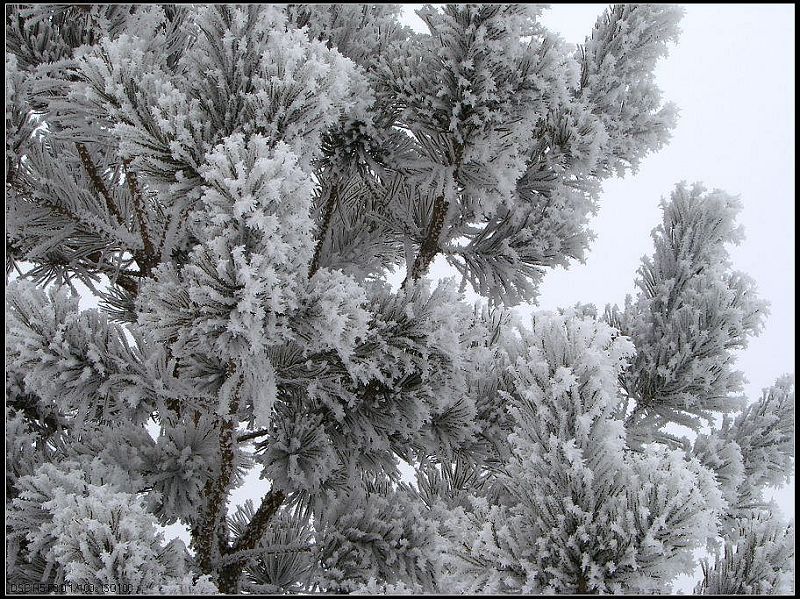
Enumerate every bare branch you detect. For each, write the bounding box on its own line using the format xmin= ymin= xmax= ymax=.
xmin=308 ymin=184 xmax=338 ymax=279
xmin=403 ymin=194 xmax=449 ymax=286
xmin=217 ymin=488 xmax=286 ymax=593
xmin=237 ymin=428 xmax=270 ymax=443
xmin=75 ymin=142 xmax=125 ymax=226
xmin=123 ymin=158 xmax=157 ymax=276
xmin=192 ymin=361 xmax=243 ymax=577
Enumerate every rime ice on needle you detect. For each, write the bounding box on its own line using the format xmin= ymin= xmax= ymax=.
xmin=5 ymin=4 xmax=793 ymax=595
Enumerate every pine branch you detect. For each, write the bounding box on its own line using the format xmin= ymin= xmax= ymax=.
xmin=192 ymin=361 xmax=243 ymax=579
xmin=123 ymin=159 xmax=157 ymax=276
xmin=237 ymin=428 xmax=270 ymax=443
xmin=75 ymin=142 xmax=125 ymax=227
xmin=9 ymin=172 xmax=143 ymax=295
xmin=230 ymin=489 xmax=286 ymax=555
xmin=114 ymin=273 xmax=140 ymax=296
xmin=8 ymin=174 xmax=81 ymax=226
xmin=218 ymin=488 xmax=287 ymax=593
xmin=308 ymin=185 xmax=338 ymax=279
xmin=161 ymin=335 xmax=184 ymax=421
xmin=404 ymin=194 xmax=449 ymax=285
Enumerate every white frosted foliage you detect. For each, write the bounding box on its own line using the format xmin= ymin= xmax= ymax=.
xmin=4 ymin=4 xmax=792 ymax=595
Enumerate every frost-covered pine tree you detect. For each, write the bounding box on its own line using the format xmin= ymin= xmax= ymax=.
xmin=5 ymin=4 xmax=793 ymax=595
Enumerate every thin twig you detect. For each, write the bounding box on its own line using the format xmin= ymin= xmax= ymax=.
xmin=237 ymin=428 xmax=270 ymax=443
xmin=123 ymin=158 xmax=157 ymax=276
xmin=308 ymin=185 xmax=337 ymax=279
xmin=75 ymin=142 xmax=125 ymax=226
xmin=403 ymin=194 xmax=449 ymax=286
